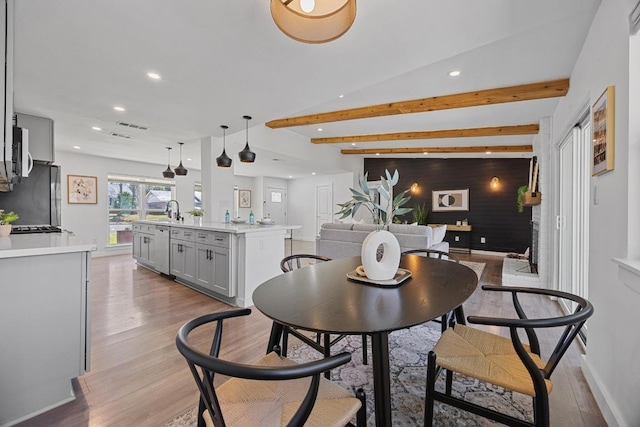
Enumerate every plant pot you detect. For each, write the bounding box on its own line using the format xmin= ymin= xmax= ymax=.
xmin=193 ymin=217 xmax=203 ymax=226
xmin=0 ymin=224 xmax=12 ymax=237
xmin=524 ymin=191 xmax=541 ymax=206
xmin=361 ymin=230 xmax=401 ymax=280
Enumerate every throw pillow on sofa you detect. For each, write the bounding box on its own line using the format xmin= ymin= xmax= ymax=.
xmin=432 ymin=225 xmax=447 ymax=244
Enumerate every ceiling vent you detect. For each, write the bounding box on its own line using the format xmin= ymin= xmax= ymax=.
xmin=631 ymin=1 xmax=640 ymax=35
xmin=109 ymin=132 xmax=133 ymax=139
xmin=116 ymin=121 xmax=149 ymax=131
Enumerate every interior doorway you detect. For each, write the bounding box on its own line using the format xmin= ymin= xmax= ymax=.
xmin=316 ymin=184 xmax=333 ymax=237
xmin=265 ymin=186 xmax=289 ymax=238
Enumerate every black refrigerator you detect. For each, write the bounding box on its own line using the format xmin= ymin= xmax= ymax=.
xmin=0 ymin=162 xmax=61 ymax=226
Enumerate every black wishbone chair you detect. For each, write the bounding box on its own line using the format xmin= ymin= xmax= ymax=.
xmin=176 ymin=308 xmax=367 ymax=427
xmin=279 ymin=254 xmax=369 ymax=379
xmin=401 ymin=248 xmax=464 ymax=331
xmin=424 ymin=286 xmax=594 ymax=427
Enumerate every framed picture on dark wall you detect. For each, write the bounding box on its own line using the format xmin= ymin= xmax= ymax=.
xmin=432 ymin=189 xmax=469 ymax=212
xmin=592 ymin=85 xmax=615 ymax=176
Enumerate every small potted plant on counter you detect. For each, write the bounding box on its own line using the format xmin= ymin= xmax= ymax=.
xmin=187 ymin=208 xmax=205 ymax=225
xmin=0 ymin=210 xmax=19 ymax=237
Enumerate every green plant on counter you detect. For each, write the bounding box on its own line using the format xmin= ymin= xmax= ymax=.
xmin=517 ymin=185 xmax=529 ymax=213
xmin=412 ymin=203 xmax=429 ymax=225
xmin=0 ymin=210 xmax=19 ymax=225
xmin=336 ymin=169 xmax=413 ymax=227
xmin=187 ymin=208 xmax=205 ymax=217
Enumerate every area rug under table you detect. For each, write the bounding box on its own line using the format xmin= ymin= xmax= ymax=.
xmin=165 ymin=262 xmax=532 ymax=426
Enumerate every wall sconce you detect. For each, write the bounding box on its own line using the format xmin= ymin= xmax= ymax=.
xmin=490 ymin=176 xmax=500 ymax=189
xmin=410 ymin=182 xmax=419 ymax=193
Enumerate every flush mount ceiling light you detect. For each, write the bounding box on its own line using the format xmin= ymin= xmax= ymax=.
xmin=270 ymin=0 xmax=357 ymax=44
xmin=162 ymin=147 xmax=175 ymax=178
xmin=174 ymin=142 xmax=188 ymax=176
xmin=216 ymin=125 xmax=232 ymax=168
xmin=238 ymin=115 xmax=256 ymax=163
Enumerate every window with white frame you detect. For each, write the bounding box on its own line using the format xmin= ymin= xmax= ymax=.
xmin=107 ymin=175 xmax=176 ymax=245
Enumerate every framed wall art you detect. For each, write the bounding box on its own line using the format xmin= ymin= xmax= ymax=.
xmin=239 ymin=189 xmax=251 ymax=208
xmin=592 ymin=85 xmax=615 ymax=176
xmin=68 ymin=175 xmax=97 ymax=204
xmin=432 ymin=189 xmax=469 ymax=212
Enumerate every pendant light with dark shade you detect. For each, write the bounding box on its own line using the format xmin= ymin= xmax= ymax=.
xmin=216 ymin=125 xmax=232 ymax=167
xmin=238 ymin=115 xmax=256 ymax=163
xmin=162 ymin=147 xmax=175 ymax=178
xmin=174 ymin=142 xmax=188 ymax=176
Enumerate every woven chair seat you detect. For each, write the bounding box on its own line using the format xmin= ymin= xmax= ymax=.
xmin=433 ymin=324 xmax=552 ymax=397
xmin=203 ymin=352 xmax=362 ymax=427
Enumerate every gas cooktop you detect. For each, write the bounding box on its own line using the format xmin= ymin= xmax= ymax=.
xmin=11 ymin=225 xmax=62 ymax=234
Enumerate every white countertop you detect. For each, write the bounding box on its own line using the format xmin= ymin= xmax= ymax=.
xmin=136 ymin=220 xmax=301 ymax=234
xmin=0 ymin=233 xmax=97 ymax=258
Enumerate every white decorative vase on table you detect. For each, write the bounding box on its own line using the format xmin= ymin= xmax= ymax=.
xmin=0 ymin=224 xmax=11 ymax=237
xmin=361 ymin=229 xmax=401 ymax=280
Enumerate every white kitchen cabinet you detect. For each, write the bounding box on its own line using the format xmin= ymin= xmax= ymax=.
xmin=0 ymin=242 xmax=93 ymax=426
xmin=133 ymin=223 xmax=156 ymax=270
xmin=1 ymin=0 xmax=14 ymax=186
xmin=170 ymin=227 xmax=196 ymax=282
xmin=194 ymin=230 xmax=233 ymax=297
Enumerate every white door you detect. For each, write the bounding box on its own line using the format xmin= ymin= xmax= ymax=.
xmin=265 ymin=186 xmax=289 ymax=237
xmin=316 ymin=184 xmax=333 ymax=236
xmin=557 ymin=114 xmax=590 ymax=323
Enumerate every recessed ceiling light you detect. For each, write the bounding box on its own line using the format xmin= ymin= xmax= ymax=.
xmin=113 ymin=106 xmax=125 ymax=112
xmin=448 ymin=70 xmax=461 ymax=77
xmin=376 ymin=153 xmax=380 ymax=156
xmin=423 ymin=152 xmax=428 ymax=155
xmin=92 ymin=126 xmax=102 ymax=131
xmin=312 ymin=172 xmax=316 ymax=175
xmin=73 ymin=145 xmax=81 ymax=149
xmin=339 ymin=94 xmax=344 ymax=98
xmin=486 ymin=151 xmax=492 ymax=155
xmin=146 ymin=72 xmax=161 ymax=80
xmin=187 ymin=158 xmax=193 ymax=162
xmin=351 ymin=143 xmax=356 ymax=146
xmin=317 ymin=128 xmax=323 ymax=132
xmin=288 ymin=175 xmax=293 ymax=178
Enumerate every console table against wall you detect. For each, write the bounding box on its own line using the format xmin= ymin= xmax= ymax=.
xmin=429 ymin=223 xmax=472 ymax=254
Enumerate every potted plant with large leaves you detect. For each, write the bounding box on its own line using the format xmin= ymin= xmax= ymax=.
xmin=336 ymin=170 xmax=413 ymax=280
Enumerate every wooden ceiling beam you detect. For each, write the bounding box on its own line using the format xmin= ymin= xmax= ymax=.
xmin=265 ymin=79 xmax=569 ymax=129
xmin=311 ymin=124 xmax=539 ymax=144
xmin=341 ymin=145 xmax=533 ymax=155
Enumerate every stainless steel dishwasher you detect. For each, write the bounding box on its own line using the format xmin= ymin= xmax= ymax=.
xmin=154 ymin=225 xmax=171 ymax=275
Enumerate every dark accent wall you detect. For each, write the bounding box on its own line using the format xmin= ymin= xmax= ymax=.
xmin=365 ymin=158 xmax=532 ymax=253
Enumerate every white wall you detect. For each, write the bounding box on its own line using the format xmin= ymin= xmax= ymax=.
xmin=56 ymin=151 xmax=201 ymax=257
xmin=288 ymin=172 xmax=355 ymax=241
xmin=550 ymin=0 xmax=639 ymax=425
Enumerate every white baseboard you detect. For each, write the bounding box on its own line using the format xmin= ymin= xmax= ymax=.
xmin=581 ymin=355 xmax=625 ymax=427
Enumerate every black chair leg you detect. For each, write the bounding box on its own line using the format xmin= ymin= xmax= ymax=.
xmin=361 ymin=334 xmax=368 ymax=365
xmin=454 ymin=305 xmax=466 ymax=325
xmin=424 ymin=351 xmax=436 ymax=427
xmin=356 ymin=388 xmax=367 ymax=426
xmin=324 ymin=333 xmax=331 ymax=379
xmin=281 ymin=327 xmax=289 ymax=357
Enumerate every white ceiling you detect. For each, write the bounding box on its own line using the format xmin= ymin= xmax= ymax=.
xmin=12 ymin=0 xmax=601 ymax=178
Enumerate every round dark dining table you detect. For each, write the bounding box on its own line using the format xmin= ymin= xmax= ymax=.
xmin=252 ymin=255 xmax=478 ymax=427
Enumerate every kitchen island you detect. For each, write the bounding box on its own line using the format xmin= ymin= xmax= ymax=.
xmin=132 ymin=221 xmax=300 ymax=308
xmin=0 ymin=233 xmax=96 ymax=427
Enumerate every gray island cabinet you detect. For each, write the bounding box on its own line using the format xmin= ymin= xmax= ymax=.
xmin=0 ymin=234 xmax=96 ymax=426
xmin=133 ymin=221 xmax=299 ymax=307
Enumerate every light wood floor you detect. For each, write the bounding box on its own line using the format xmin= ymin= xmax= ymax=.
xmin=18 ymin=242 xmax=605 ymax=426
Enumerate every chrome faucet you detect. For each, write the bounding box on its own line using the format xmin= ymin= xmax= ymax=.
xmin=166 ymin=200 xmax=181 ymax=221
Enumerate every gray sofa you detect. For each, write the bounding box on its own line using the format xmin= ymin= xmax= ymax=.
xmin=316 ymin=223 xmax=449 ymax=259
